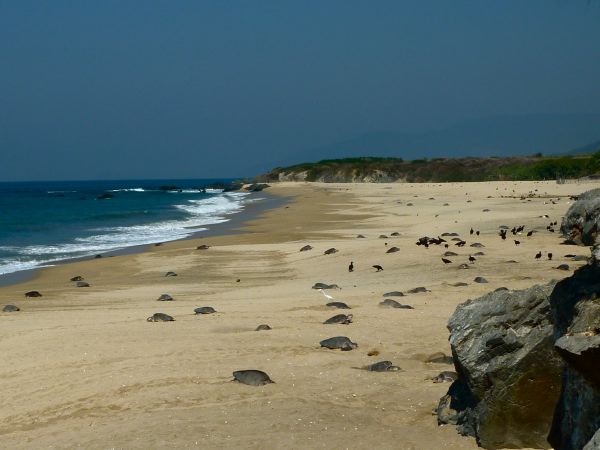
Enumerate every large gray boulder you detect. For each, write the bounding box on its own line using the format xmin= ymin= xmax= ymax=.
xmin=548 ymin=256 xmax=600 ymax=450
xmin=561 ymin=188 xmax=600 ymax=245
xmin=584 ymin=429 xmax=600 ymax=450
xmin=438 ymin=283 xmax=563 ymax=449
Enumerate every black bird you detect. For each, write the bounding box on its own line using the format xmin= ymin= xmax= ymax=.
xmin=548 ymin=253 xmax=553 ymax=261
xmin=527 ymin=230 xmax=534 ymax=237
xmin=441 ymin=258 xmax=452 ymax=264
xmin=470 ymin=228 xmax=474 ymax=235
xmin=514 ymin=240 xmax=520 ymax=245
xmin=468 ymin=255 xmax=476 ymax=264
xmin=535 ymin=251 xmax=542 ymax=259
xmin=348 ymin=261 xmax=354 ymax=272
xmin=476 ymin=230 xmax=480 ymax=236
xmin=372 ymin=265 xmax=384 ymax=272
xmin=444 ymin=244 xmax=449 ymax=248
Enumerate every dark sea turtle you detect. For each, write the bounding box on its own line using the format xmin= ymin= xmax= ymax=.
xmin=25 ymin=291 xmax=42 ymax=298
xmin=556 ymin=264 xmax=570 ymax=270
xmin=194 ymin=306 xmax=216 ymax=315
xmin=312 ymin=282 xmax=340 ymax=290
xmin=356 ymin=234 xmax=366 ymax=238
xmin=147 ymin=313 xmax=175 ymax=322
xmin=451 ymin=282 xmax=468 ymax=287
xmin=70 ymin=276 xmax=84 ymax=282
xmin=379 ymin=234 xmax=388 ymax=239
xmin=324 ymin=314 xmax=353 ymax=324
xmin=326 ymin=301 xmax=350 ymax=309
xmin=470 ymin=243 xmax=485 ymax=248
xmin=366 ymin=361 xmax=401 ymax=372
xmin=408 ymin=287 xmax=429 ymax=293
xmin=157 ymin=294 xmax=174 ymax=301
xmin=473 ymin=252 xmax=485 ymax=256
xmin=382 ymin=291 xmax=404 ymax=297
xmin=320 ymin=336 xmax=357 ymax=351
xmin=2 ymin=305 xmax=20 ymax=312
xmin=390 ymin=232 xmax=400 ymax=236
xmin=426 ymin=352 xmax=453 ymax=364
xmin=299 ymin=245 xmax=313 ymax=252
xmin=430 ymin=371 xmax=458 ymax=383
xmin=324 ymin=248 xmax=338 ymax=255
xmin=233 ymin=370 xmax=274 ymax=386
xmin=165 ymin=271 xmax=178 ymax=277
xmin=494 ymin=287 xmax=509 ymax=292
xmin=379 ymin=299 xmax=413 ymax=309
xmin=255 ymin=324 xmax=272 ymax=331
xmin=76 ymin=281 xmax=90 ymax=287
xmin=443 ymin=251 xmax=458 ymax=257
xmin=196 ymin=244 xmax=210 ymax=250
xmin=474 ymin=277 xmax=489 ymax=283
xmin=386 ymin=247 xmax=400 ymax=253
xmin=458 ymin=263 xmax=470 ymax=269
xmin=441 ymin=232 xmax=459 ymax=236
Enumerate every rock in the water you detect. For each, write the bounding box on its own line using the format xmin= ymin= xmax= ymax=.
xmin=320 ymin=336 xmax=357 ymax=351
xmin=157 ymin=294 xmax=174 ymax=301
xmin=324 ymin=314 xmax=353 ymax=324
xmin=379 ymin=299 xmax=413 ymax=309
xmin=312 ymin=282 xmax=340 ymax=290
xmin=24 ymin=291 xmax=42 ymax=298
xmin=438 ymin=282 xmax=562 ymax=449
xmin=96 ymin=193 xmax=114 ymax=200
xmin=386 ymin=246 xmax=400 ymax=253
xmin=324 ymin=248 xmax=338 ymax=255
xmin=233 ymin=369 xmax=274 ymax=385
xmin=194 ymin=307 xmax=216 ymax=315
xmin=382 ymin=291 xmax=404 ymax=297
xmin=2 ymin=304 xmax=20 ymax=312
xmin=147 ymin=313 xmax=175 ymax=322
xmin=299 ymin=245 xmax=313 ymax=252
xmin=560 ymin=188 xmax=600 ymax=245
xmin=473 ymin=277 xmax=488 ymax=283
xmin=326 ymin=302 xmax=350 ymax=309
xmin=366 ymin=361 xmax=401 ymax=372
xmin=255 ymin=324 xmax=271 ymax=331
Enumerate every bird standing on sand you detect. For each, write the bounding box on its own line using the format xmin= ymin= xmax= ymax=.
xmin=548 ymin=253 xmax=553 ymax=261
xmin=514 ymin=240 xmax=520 ymax=245
xmin=348 ymin=261 xmax=354 ymax=272
xmin=470 ymin=228 xmax=474 ymax=235
xmin=527 ymin=230 xmax=534 ymax=237
xmin=469 ymin=255 xmax=476 ymax=264
xmin=535 ymin=251 xmax=542 ymax=259
xmin=372 ymin=265 xmax=384 ymax=272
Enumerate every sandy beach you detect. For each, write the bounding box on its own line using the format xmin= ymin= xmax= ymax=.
xmin=1 ymin=180 xmax=598 ymax=450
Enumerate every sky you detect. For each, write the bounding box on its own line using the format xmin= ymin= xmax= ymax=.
xmin=1 ymin=0 xmax=600 ymax=181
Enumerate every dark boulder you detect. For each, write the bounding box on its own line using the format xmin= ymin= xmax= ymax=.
xmin=244 ymin=183 xmax=270 ymax=192
xmin=438 ymin=283 xmax=562 ymax=449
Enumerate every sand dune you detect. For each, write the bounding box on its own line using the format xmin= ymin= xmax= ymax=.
xmin=1 ymin=180 xmax=597 ymax=449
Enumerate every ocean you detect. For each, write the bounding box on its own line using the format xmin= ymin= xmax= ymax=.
xmin=0 ymin=179 xmax=264 ymax=276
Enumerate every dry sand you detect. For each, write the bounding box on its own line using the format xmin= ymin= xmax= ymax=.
xmin=1 ymin=180 xmax=598 ymax=450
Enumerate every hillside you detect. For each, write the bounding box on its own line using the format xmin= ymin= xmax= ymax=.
xmin=258 ymin=153 xmax=600 ymax=183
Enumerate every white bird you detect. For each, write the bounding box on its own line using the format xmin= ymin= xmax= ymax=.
xmin=318 ymin=289 xmax=334 ymax=300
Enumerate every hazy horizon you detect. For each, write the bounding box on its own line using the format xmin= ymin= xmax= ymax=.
xmin=2 ymin=1 xmax=600 ymax=181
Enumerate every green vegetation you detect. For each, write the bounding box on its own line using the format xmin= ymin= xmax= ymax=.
xmin=259 ymin=152 xmax=600 ymax=183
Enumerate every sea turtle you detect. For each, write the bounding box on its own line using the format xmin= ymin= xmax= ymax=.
xmin=165 ymin=271 xmax=178 ymax=277
xmin=76 ymin=281 xmax=90 ymax=287
xmin=451 ymin=282 xmax=468 ymax=287
xmin=25 ymin=291 xmax=42 ymax=298
xmin=494 ymin=287 xmax=508 ymax=292
xmin=232 ymin=370 xmax=274 ymax=386
xmin=474 ymin=277 xmax=488 ymax=283
xmin=324 ymin=314 xmax=353 ymax=324
xmin=430 ymin=371 xmax=458 ymax=383
xmin=194 ymin=306 xmax=216 ymax=315
xmin=382 ymin=291 xmax=404 ymax=297
xmin=324 ymin=248 xmax=338 ymax=255
xmin=299 ymin=245 xmax=313 ymax=252
xmin=2 ymin=305 xmax=20 ymax=312
xmin=255 ymin=324 xmax=272 ymax=331
xmin=147 ymin=313 xmax=175 ymax=322
xmin=319 ymin=336 xmax=357 ymax=351
xmin=379 ymin=299 xmax=413 ymax=309
xmin=356 ymin=234 xmax=366 ymax=238
xmin=196 ymin=244 xmax=210 ymax=250
xmin=312 ymin=283 xmax=340 ymax=290
xmin=426 ymin=352 xmax=453 ymax=364
xmin=379 ymin=235 xmax=388 ymax=239
xmin=470 ymin=243 xmax=485 ymax=248
xmin=366 ymin=361 xmax=401 ymax=372
xmin=70 ymin=276 xmax=84 ymax=282
xmin=408 ymin=287 xmax=429 ymax=293
xmin=157 ymin=294 xmax=174 ymax=301
xmin=473 ymin=252 xmax=485 ymax=256
xmin=326 ymin=301 xmax=350 ymax=309
xmin=556 ymin=264 xmax=570 ymax=270
xmin=443 ymin=251 xmax=458 ymax=257
xmin=390 ymin=232 xmax=400 ymax=236
xmin=386 ymin=247 xmax=400 ymax=253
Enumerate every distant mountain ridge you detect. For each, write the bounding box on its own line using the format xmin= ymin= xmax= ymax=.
xmin=281 ymin=113 xmax=600 ymax=167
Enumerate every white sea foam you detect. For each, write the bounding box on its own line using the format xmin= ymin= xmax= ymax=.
xmin=108 ymin=188 xmax=147 ymax=192
xmin=0 ymin=192 xmax=256 ymax=276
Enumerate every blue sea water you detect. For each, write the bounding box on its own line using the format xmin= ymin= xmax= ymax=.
xmin=0 ymin=179 xmax=257 ymax=275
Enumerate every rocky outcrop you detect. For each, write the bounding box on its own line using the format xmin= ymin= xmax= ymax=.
xmin=584 ymin=429 xmax=600 ymax=450
xmin=561 ymin=188 xmax=600 ymax=245
xmin=244 ymin=183 xmax=270 ymax=192
xmin=438 ymin=283 xmax=562 ymax=449
xmin=547 ymin=257 xmax=600 ymax=450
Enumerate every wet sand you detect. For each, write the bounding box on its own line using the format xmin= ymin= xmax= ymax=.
xmin=1 ymin=180 xmax=597 ymax=449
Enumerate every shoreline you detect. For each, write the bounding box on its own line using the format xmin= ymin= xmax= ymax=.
xmin=1 ymin=180 xmax=598 ymax=449
xmin=0 ymin=190 xmax=289 ymax=288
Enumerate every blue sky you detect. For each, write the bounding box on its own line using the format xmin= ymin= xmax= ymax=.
xmin=1 ymin=1 xmax=599 ymax=180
